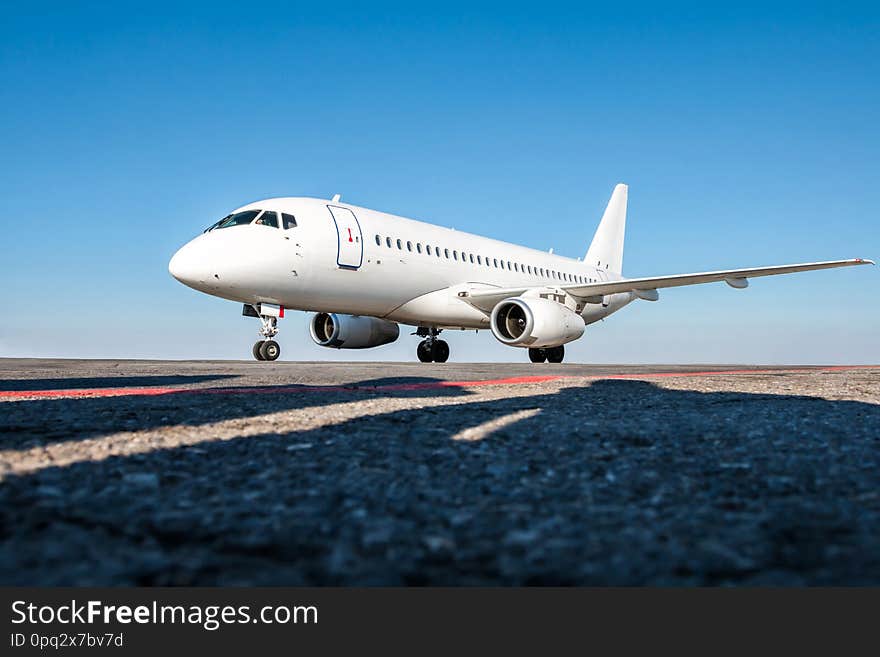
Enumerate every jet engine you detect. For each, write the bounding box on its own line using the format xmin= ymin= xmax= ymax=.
xmin=490 ymin=297 xmax=585 ymax=348
xmin=309 ymin=313 xmax=400 ymax=349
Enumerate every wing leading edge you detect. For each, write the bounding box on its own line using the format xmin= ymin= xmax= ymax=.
xmin=462 ymin=258 xmax=873 ymax=310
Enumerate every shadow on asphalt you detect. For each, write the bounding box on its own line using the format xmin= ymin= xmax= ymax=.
xmin=0 ymin=374 xmax=237 ymax=392
xmin=0 ymin=377 xmax=474 ymax=448
xmin=1 ymin=379 xmax=878 ymax=586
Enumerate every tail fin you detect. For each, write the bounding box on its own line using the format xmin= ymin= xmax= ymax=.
xmin=585 ymin=183 xmax=627 ymax=274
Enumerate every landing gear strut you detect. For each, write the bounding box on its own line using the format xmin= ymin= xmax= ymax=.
xmin=252 ymin=310 xmax=281 ymax=361
xmin=415 ymin=327 xmax=449 ymax=363
xmin=529 ymin=345 xmax=565 ymax=363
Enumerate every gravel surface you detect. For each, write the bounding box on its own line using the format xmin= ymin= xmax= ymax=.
xmin=1 ymin=359 xmax=878 ymax=585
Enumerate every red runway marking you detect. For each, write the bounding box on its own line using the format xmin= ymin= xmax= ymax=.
xmin=600 ymin=365 xmax=878 ymax=380
xmin=0 ymin=375 xmax=563 ymax=400
xmin=0 ymin=366 xmax=875 ymax=401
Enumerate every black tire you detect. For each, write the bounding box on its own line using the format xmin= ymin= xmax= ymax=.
xmin=253 ymin=341 xmax=266 ymax=361
xmin=259 ymin=340 xmax=281 ymax=361
xmin=431 ymin=339 xmax=450 ymax=363
xmin=546 ymin=345 xmax=565 ymax=363
xmin=417 ymin=340 xmax=434 ymax=362
xmin=528 ymin=348 xmax=547 ymax=363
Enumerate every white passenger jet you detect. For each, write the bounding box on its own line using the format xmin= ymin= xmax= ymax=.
xmin=168 ymin=185 xmax=872 ymax=362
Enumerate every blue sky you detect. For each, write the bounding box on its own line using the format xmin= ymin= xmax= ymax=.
xmin=1 ymin=2 xmax=877 ymax=363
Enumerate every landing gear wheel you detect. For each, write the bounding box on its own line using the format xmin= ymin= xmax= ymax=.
xmin=546 ymin=345 xmax=565 ymax=363
xmin=417 ymin=340 xmax=434 ymax=362
xmin=253 ymin=341 xmax=266 ymax=361
xmin=259 ymin=340 xmax=281 ymax=361
xmin=431 ymin=339 xmax=450 ymax=363
xmin=528 ymin=348 xmax=547 ymax=363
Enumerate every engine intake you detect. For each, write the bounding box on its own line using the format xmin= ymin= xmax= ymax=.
xmin=309 ymin=313 xmax=400 ymax=349
xmin=490 ymin=297 xmax=584 ymax=348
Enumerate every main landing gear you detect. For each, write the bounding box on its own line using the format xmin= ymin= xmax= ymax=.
xmin=252 ymin=312 xmax=281 ymax=361
xmin=415 ymin=327 xmax=449 ymax=363
xmin=528 ymin=345 xmax=565 ymax=363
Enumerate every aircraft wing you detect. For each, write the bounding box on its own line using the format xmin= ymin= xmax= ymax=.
xmin=461 ymin=258 xmax=873 ymax=311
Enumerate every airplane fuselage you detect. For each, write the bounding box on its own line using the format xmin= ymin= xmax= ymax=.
xmin=170 ymin=196 xmax=633 ymax=330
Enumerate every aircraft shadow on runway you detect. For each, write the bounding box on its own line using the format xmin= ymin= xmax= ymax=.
xmin=0 ymin=377 xmax=474 ymax=448
xmin=0 ymin=374 xmax=237 ymax=392
xmin=1 ymin=378 xmax=878 ymax=586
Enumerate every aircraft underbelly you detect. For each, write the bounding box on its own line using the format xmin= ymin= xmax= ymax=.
xmin=385 ymin=288 xmax=489 ymax=328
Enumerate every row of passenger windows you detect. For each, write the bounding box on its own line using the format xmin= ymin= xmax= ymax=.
xmin=373 ymin=234 xmax=596 ymax=284
xmin=205 ymin=209 xmax=297 ymax=232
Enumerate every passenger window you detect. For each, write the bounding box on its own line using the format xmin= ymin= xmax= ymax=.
xmin=281 ymin=213 xmax=297 ymax=229
xmin=255 ymin=211 xmax=279 ymax=228
xmin=375 ymin=235 xmax=381 ymax=246
xmin=453 ymin=250 xmax=458 ymax=261
xmin=493 ymin=258 xmax=498 ymax=268
xmin=436 ymin=247 xmax=441 ymax=257
xmin=396 ymin=239 xmax=402 ymax=249
xmin=426 ymin=245 xmax=432 ymax=255
xmin=469 ymin=254 xmax=475 ymax=264
xmin=407 ymin=241 xmax=413 ymax=252
xmin=477 ymin=255 xmax=482 ymax=265
xmin=416 ymin=243 xmax=422 ymax=253
xmin=386 ymin=237 xmax=392 ymax=248
xmin=445 ymin=248 xmax=450 ymax=258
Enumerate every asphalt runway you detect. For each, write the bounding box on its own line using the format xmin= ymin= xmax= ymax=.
xmin=1 ymin=358 xmax=878 ymax=585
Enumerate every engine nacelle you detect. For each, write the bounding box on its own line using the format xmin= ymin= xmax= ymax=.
xmin=490 ymin=297 xmax=585 ymax=348
xmin=309 ymin=313 xmax=400 ymax=349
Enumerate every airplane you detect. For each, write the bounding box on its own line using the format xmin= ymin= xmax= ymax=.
xmin=168 ymin=185 xmax=873 ymax=362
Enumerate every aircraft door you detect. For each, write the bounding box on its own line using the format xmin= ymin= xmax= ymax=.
xmin=327 ymin=205 xmax=363 ymax=269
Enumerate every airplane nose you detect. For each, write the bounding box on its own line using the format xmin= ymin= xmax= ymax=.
xmin=168 ymin=243 xmax=203 ymax=286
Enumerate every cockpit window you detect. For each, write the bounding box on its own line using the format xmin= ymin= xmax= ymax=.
xmin=206 ymin=210 xmax=260 ymax=231
xmin=281 ymin=213 xmax=297 ymax=229
xmin=255 ymin=210 xmax=279 ymax=228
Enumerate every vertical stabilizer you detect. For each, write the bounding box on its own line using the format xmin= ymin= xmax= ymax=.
xmin=585 ymin=183 xmax=627 ymax=274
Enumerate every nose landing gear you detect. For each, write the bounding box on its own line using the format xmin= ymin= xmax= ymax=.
xmin=250 ymin=307 xmax=281 ymax=361
xmin=414 ymin=327 xmax=449 ymax=363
